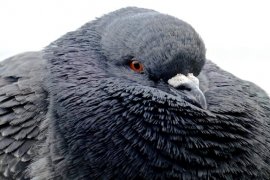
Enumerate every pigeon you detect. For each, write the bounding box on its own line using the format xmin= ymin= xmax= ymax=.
xmin=0 ymin=7 xmax=270 ymax=180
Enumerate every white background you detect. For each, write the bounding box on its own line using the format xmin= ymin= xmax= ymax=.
xmin=0 ymin=0 xmax=269 ymax=93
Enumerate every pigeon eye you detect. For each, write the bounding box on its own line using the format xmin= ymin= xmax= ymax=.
xmin=129 ymin=60 xmax=144 ymax=73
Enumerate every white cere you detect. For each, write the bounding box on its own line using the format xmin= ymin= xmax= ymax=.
xmin=168 ymin=73 xmax=199 ymax=87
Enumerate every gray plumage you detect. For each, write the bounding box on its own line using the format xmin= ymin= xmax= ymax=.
xmin=0 ymin=7 xmax=270 ymax=179
xmin=0 ymin=52 xmax=47 ymax=179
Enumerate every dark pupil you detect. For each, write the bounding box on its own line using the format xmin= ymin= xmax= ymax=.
xmin=134 ymin=62 xmax=140 ymax=69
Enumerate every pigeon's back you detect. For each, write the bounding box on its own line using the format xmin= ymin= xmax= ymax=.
xmin=0 ymin=52 xmax=48 ymax=179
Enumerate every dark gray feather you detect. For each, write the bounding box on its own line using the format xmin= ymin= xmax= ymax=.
xmin=0 ymin=52 xmax=48 ymax=179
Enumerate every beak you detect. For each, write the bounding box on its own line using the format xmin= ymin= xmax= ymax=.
xmin=168 ymin=74 xmax=207 ymax=110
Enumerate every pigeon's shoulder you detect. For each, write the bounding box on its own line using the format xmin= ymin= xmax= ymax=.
xmin=0 ymin=52 xmax=48 ymax=179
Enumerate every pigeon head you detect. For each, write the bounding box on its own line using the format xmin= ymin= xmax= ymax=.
xmin=35 ymin=7 xmax=269 ymax=179
xmin=97 ymin=8 xmax=207 ymax=110
xmin=96 ymin=8 xmax=207 ymax=109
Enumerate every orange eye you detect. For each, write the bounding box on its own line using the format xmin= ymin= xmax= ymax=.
xmin=129 ymin=60 xmax=144 ymax=73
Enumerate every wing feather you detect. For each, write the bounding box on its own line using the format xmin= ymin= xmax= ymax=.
xmin=0 ymin=52 xmax=48 ymax=179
